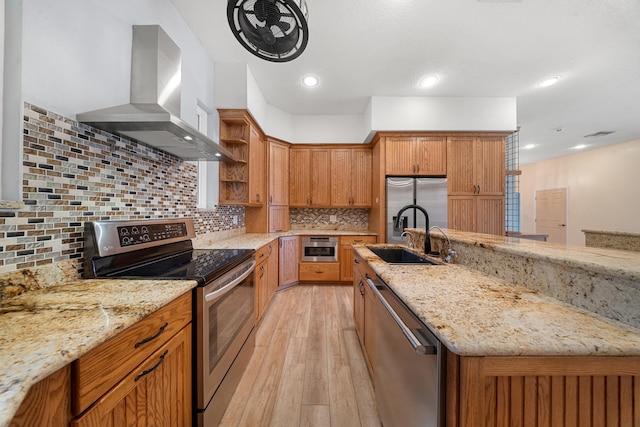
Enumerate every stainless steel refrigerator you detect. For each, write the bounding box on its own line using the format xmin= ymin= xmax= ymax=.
xmin=386 ymin=177 xmax=448 ymax=244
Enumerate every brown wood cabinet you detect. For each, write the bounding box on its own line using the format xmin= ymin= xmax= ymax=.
xmin=385 ymin=135 xmax=447 ymax=176
xmin=339 ymin=235 xmax=377 ymax=282
xmin=218 ymin=110 xmax=265 ymax=206
xmin=278 ymin=236 xmax=299 ymax=288
xmin=69 ymin=293 xmax=192 ymax=426
xmin=299 ymin=262 xmax=340 ymax=282
xmin=330 ymin=148 xmax=372 ymax=207
xmin=353 ymin=251 xmax=377 ymax=377
xmin=10 ymin=366 xmax=71 ymax=426
xmin=289 ymin=148 xmax=331 ymax=207
xmin=447 ymin=352 xmax=640 ymax=427
xmin=447 ymin=136 xmax=506 ymax=235
xmin=255 ymin=240 xmax=279 ymax=321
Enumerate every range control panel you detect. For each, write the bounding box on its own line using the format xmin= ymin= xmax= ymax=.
xmin=117 ymin=222 xmax=189 ymax=247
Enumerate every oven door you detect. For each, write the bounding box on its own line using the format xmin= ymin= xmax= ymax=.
xmin=195 ymin=258 xmax=256 ymax=411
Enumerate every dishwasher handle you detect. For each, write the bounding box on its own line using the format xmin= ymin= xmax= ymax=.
xmin=366 ymin=277 xmax=436 ymax=356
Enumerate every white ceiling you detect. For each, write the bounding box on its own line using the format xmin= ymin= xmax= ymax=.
xmin=170 ymin=0 xmax=640 ymax=165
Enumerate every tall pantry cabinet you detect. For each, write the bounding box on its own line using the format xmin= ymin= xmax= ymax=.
xmin=447 ymin=136 xmax=505 ymax=235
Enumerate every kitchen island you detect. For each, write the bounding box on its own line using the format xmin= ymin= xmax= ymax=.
xmin=354 ymin=230 xmax=640 ymax=426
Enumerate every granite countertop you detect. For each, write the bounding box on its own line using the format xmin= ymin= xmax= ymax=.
xmin=356 ymin=244 xmax=640 ymax=357
xmin=432 ymin=229 xmax=640 ymax=282
xmin=0 ymin=278 xmax=197 ymax=427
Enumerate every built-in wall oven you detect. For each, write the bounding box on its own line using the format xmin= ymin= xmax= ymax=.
xmin=301 ymin=236 xmax=338 ymax=262
xmin=84 ymin=219 xmax=256 ymax=427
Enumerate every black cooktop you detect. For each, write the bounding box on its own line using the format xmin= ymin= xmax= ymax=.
xmin=96 ymin=247 xmax=254 ymax=285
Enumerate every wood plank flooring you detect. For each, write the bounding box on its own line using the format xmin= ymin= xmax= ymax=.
xmin=219 ymin=285 xmax=380 ymax=427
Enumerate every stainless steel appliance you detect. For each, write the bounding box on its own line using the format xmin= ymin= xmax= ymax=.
xmin=367 ymin=276 xmax=445 ymax=427
xmin=301 ymin=236 xmax=338 ymax=262
xmin=387 ymin=177 xmax=448 ymax=244
xmin=83 ymin=219 xmax=255 ymax=427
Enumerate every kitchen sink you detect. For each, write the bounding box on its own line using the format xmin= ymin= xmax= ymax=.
xmin=367 ymin=247 xmax=441 ymax=265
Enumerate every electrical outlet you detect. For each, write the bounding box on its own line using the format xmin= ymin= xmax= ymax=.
xmin=330 ymin=215 xmax=337 ymax=223
xmin=232 ymin=215 xmax=238 ymax=225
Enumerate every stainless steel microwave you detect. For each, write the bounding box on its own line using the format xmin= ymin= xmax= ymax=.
xmin=301 ymin=236 xmax=338 ymax=262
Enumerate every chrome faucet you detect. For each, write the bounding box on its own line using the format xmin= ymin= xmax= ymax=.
xmin=394 ymin=204 xmax=432 ymax=254
xmin=400 ymin=231 xmax=414 ymax=248
xmin=429 ymin=226 xmax=456 ymax=263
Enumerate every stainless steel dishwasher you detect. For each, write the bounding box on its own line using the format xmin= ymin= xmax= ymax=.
xmin=367 ymin=277 xmax=445 ymax=427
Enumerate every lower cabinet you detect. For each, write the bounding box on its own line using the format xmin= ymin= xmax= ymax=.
xmin=71 ymin=326 xmax=192 ymax=427
xmin=339 ymin=235 xmax=377 ymax=282
xmin=353 ymin=251 xmax=377 ymax=377
xmin=10 ymin=365 xmax=71 ymax=426
xmin=255 ymin=240 xmax=279 ymax=321
xmin=278 ymin=236 xmax=299 ymax=287
xmin=299 ymin=262 xmax=340 ymax=282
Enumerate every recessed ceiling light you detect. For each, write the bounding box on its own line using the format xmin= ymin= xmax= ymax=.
xmin=215 ymin=153 xmax=222 ymax=157
xmin=523 ymin=144 xmax=536 ymax=150
xmin=184 ymin=135 xmax=193 ymax=141
xmin=418 ymin=75 xmax=439 ymax=88
xmin=573 ymin=144 xmax=587 ymax=150
xmin=302 ymin=75 xmax=319 ymax=88
xmin=538 ymin=76 xmax=561 ymax=88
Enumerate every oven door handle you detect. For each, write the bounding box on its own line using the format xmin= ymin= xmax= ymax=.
xmin=205 ymin=260 xmax=256 ymax=303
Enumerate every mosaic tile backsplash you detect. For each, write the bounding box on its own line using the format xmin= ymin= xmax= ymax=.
xmin=0 ymin=103 xmax=244 ymax=274
xmin=290 ymin=208 xmax=369 ymax=230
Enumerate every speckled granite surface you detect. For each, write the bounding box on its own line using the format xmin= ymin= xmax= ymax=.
xmin=0 ymin=278 xmax=196 ymax=427
xmin=583 ymin=229 xmax=640 ymax=252
xmin=356 ymin=244 xmax=640 ymax=357
xmin=409 ymin=228 xmax=640 ymax=329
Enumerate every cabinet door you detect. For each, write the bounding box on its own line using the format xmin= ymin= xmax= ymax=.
xmin=340 ymin=245 xmax=355 ymax=282
xmin=267 ymin=240 xmax=279 ymax=301
xmin=448 ymin=196 xmax=475 ymax=232
xmin=447 ymin=137 xmax=476 ymax=195
xmin=278 ymin=236 xmax=299 ymax=287
xmin=476 ymin=196 xmax=505 ymax=235
xmin=415 ymin=136 xmax=447 ymax=176
xmin=269 ymin=141 xmax=289 ymax=206
xmin=71 ymin=326 xmax=192 ymax=427
xmin=248 ymin=127 xmax=265 ymax=205
xmin=255 ymin=259 xmax=268 ymax=320
xmin=289 ymin=149 xmax=311 ymax=206
xmin=330 ymin=149 xmax=352 ymax=207
xmin=268 ymin=205 xmax=289 ymax=233
xmin=353 ymin=264 xmax=365 ymax=346
xmin=474 ymin=137 xmax=505 ymax=195
xmin=385 ymin=136 xmax=415 ymax=175
xmin=310 ymin=149 xmax=331 ymax=206
xmin=350 ymin=148 xmax=372 ymax=207
xmin=363 ymin=282 xmax=376 ymax=377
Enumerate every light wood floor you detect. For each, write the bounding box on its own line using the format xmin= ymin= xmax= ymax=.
xmin=219 ymin=285 xmax=381 ymax=427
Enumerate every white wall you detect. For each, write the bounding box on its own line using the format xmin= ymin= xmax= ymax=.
xmin=520 ymin=139 xmax=640 ymax=246
xmin=22 ymin=0 xmax=215 ymax=131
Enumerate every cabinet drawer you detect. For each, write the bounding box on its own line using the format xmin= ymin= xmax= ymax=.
xmin=340 ymin=235 xmax=377 ymax=246
xmin=71 ymin=292 xmax=192 ymax=415
xmin=299 ymin=262 xmax=340 ymax=281
xmin=255 ymin=244 xmax=270 ymax=264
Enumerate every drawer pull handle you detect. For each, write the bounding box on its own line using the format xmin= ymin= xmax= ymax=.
xmin=135 ymin=350 xmax=168 ymax=382
xmin=134 ymin=322 xmax=168 ymax=348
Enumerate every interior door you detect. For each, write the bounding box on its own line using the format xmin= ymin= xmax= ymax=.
xmin=536 ymin=188 xmax=567 ymax=244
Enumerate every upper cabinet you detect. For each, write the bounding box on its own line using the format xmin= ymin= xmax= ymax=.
xmin=385 ymin=136 xmax=447 ymax=176
xmin=330 ymin=148 xmax=372 ymax=207
xmin=218 ymin=110 xmax=265 ymax=206
xmin=447 ymin=136 xmax=505 ymax=196
xmin=289 ymin=148 xmax=331 ymax=207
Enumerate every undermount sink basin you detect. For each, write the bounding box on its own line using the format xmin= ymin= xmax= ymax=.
xmin=367 ymin=247 xmax=441 ymax=265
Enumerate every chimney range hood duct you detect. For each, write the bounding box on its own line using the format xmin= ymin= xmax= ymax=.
xmin=77 ymin=25 xmax=233 ymax=161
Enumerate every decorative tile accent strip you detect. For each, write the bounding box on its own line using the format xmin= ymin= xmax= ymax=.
xmin=0 ymin=103 xmax=244 ymax=277
xmin=290 ymin=208 xmax=369 ymax=230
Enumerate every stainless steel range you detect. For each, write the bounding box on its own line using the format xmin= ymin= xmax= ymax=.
xmin=84 ymin=218 xmax=256 ymax=426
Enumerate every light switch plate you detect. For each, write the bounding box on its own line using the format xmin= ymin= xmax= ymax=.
xmin=330 ymin=215 xmax=337 ymax=223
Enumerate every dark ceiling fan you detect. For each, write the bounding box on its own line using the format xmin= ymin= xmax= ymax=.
xmin=227 ymin=0 xmax=309 ymax=62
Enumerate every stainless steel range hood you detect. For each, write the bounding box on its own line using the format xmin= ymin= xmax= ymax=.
xmin=77 ymin=25 xmax=233 ymax=161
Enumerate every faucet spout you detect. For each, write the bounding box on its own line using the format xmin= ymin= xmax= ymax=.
xmin=394 ymin=204 xmax=431 ymax=254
